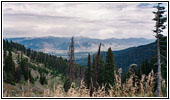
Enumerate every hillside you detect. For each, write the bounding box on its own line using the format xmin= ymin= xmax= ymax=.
xmin=3 ymin=51 xmax=64 ymax=97
xmin=77 ymin=42 xmax=157 ymax=74
xmin=3 ymin=40 xmax=85 ymax=97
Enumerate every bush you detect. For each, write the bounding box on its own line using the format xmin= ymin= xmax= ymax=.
xmin=39 ymin=73 xmax=47 ymax=85
xmin=63 ymin=79 xmax=72 ymax=92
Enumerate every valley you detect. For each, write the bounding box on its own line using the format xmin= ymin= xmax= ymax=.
xmin=7 ymin=36 xmax=155 ymax=64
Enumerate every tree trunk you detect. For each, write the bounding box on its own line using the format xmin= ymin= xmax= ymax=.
xmin=93 ymin=43 xmax=101 ymax=88
xmin=156 ymin=35 xmax=161 ymax=97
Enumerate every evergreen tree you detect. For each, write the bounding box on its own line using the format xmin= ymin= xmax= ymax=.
xmin=98 ymin=55 xmax=105 ymax=87
xmin=104 ymin=47 xmax=116 ymax=90
xmin=26 ymin=48 xmax=31 ymax=57
xmin=89 ymin=52 xmax=103 ymax=96
xmin=92 ymin=43 xmax=101 ymax=90
xmin=138 ymin=65 xmax=142 ymax=79
xmin=39 ymin=72 xmax=47 ymax=85
xmin=141 ymin=59 xmax=150 ymax=75
xmin=153 ymin=3 xmax=167 ymax=97
xmin=63 ymin=79 xmax=71 ymax=92
xmin=4 ymin=50 xmax=16 ymax=84
xmin=18 ymin=58 xmax=34 ymax=83
xmin=15 ymin=65 xmax=22 ymax=83
xmin=20 ymin=59 xmax=29 ymax=81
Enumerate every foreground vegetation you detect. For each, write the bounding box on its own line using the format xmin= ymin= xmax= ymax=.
xmin=3 ymin=68 xmax=167 ymax=97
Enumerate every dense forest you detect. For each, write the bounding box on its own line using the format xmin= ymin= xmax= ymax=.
xmin=3 ymin=3 xmax=167 ymax=97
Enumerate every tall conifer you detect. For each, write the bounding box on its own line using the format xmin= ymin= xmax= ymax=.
xmin=104 ymin=47 xmax=116 ymax=90
xmin=153 ymin=3 xmax=167 ymax=97
xmin=4 ymin=50 xmax=16 ymax=84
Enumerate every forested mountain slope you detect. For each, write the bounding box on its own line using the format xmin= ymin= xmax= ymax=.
xmin=77 ymin=41 xmax=156 ymax=74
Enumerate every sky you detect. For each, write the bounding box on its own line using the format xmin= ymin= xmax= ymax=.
xmin=2 ymin=2 xmax=168 ymax=39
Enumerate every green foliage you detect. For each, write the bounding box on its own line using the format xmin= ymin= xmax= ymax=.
xmin=3 ymin=39 xmax=68 ymax=77
xmin=140 ymin=35 xmax=167 ymax=80
xmin=141 ymin=59 xmax=150 ymax=75
xmin=99 ymin=42 xmax=157 ymax=75
xmin=14 ymin=58 xmax=35 ymax=84
xmin=85 ymin=47 xmax=117 ymax=91
xmin=39 ymin=73 xmax=47 ymax=85
xmin=29 ymin=64 xmax=49 ymax=74
xmin=98 ymin=55 xmax=105 ymax=86
xmin=153 ymin=3 xmax=167 ymax=34
xmin=15 ymin=65 xmax=22 ymax=83
xmin=103 ymin=47 xmax=116 ymax=90
xmin=4 ymin=50 xmax=16 ymax=84
xmin=152 ymin=4 xmax=167 ymax=96
xmin=123 ymin=35 xmax=167 ymax=83
xmin=50 ymin=70 xmax=60 ymax=77
xmin=63 ymin=79 xmax=72 ymax=92
xmin=3 ymin=39 xmax=85 ymax=88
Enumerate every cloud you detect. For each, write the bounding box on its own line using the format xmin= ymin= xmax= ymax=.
xmin=2 ymin=2 xmax=167 ymax=39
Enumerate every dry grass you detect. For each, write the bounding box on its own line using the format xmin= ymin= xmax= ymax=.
xmin=41 ymin=69 xmax=166 ymax=97
xmin=3 ymin=69 xmax=167 ymax=97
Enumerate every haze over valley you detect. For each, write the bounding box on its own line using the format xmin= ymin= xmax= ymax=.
xmin=6 ymin=36 xmax=155 ymax=60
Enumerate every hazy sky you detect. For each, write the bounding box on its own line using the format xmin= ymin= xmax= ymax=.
xmin=3 ymin=2 xmax=167 ymax=39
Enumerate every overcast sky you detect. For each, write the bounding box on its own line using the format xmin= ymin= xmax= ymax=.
xmin=2 ymin=2 xmax=167 ymax=39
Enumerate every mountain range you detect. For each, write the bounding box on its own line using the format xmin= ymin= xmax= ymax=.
xmin=6 ymin=36 xmax=155 ymax=59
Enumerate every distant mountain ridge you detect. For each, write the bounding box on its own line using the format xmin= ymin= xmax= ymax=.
xmin=6 ymin=36 xmax=155 ymax=56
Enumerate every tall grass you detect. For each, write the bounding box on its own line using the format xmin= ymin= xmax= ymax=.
xmin=4 ymin=69 xmax=167 ymax=97
xmin=42 ymin=68 xmax=166 ymax=97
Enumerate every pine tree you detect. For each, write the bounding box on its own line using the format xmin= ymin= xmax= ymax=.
xmin=15 ymin=65 xmax=22 ymax=83
xmin=104 ymin=47 xmax=116 ymax=90
xmin=4 ymin=50 xmax=16 ymax=84
xmin=141 ymin=59 xmax=150 ymax=75
xmin=153 ymin=3 xmax=167 ymax=97
xmin=20 ymin=59 xmax=29 ymax=81
xmin=39 ymin=72 xmax=47 ymax=85
xmin=98 ymin=55 xmax=105 ymax=87
xmin=93 ymin=43 xmax=101 ymax=89
xmin=90 ymin=44 xmax=101 ymax=96
xmin=19 ymin=58 xmax=34 ymax=83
